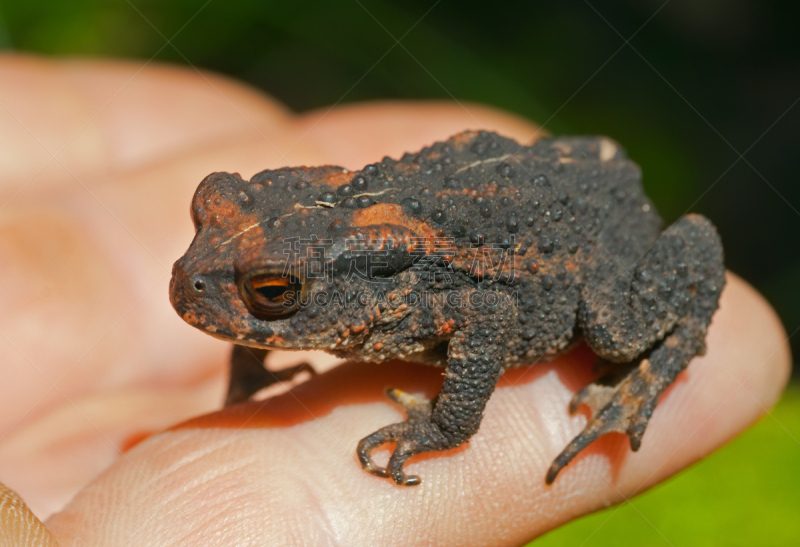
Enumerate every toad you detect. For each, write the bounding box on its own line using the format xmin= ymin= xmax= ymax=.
xmin=170 ymin=130 xmax=724 ymax=485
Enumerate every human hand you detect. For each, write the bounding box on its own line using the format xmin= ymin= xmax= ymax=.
xmin=0 ymin=55 xmax=790 ymax=546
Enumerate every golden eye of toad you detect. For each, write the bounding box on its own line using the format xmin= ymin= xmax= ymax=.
xmin=241 ymin=272 xmax=303 ymax=319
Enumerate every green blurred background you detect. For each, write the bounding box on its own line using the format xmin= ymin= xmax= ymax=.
xmin=1 ymin=0 xmax=797 ymax=544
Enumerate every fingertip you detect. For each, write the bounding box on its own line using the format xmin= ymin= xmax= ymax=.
xmin=722 ymin=272 xmax=792 ymax=399
xmin=0 ymin=53 xmax=295 ymax=180
xmin=0 ymin=482 xmax=58 ymax=547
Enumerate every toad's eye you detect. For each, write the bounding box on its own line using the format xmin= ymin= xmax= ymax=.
xmin=238 ymin=270 xmax=303 ymax=320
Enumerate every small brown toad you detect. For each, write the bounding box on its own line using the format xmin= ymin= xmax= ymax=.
xmin=170 ymin=130 xmax=724 ymax=486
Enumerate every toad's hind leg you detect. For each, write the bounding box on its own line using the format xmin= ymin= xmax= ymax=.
xmin=225 ymin=345 xmax=315 ymax=406
xmin=547 ymin=214 xmax=724 ymax=484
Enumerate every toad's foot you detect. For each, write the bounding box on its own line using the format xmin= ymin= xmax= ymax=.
xmin=546 ymin=358 xmax=659 ymax=484
xmin=358 ymin=289 xmax=511 ymax=485
xmin=547 ymin=319 xmax=713 ymax=484
xmin=551 ymin=214 xmax=725 ymax=483
xmin=357 ymin=387 xmax=448 ymax=486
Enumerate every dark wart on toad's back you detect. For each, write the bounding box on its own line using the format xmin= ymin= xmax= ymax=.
xmin=170 ymin=130 xmax=725 ymax=486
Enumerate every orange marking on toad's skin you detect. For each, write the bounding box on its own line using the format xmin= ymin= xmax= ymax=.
xmin=448 ymin=130 xmax=479 ymax=147
xmin=193 ymin=185 xmax=263 ymax=239
xmin=351 ymin=203 xmax=457 ymax=256
xmin=436 ymin=319 xmax=456 ymax=336
xmin=319 ymin=167 xmax=354 ymax=188
xmin=352 ymin=203 xmax=438 ymax=238
xmin=352 ymin=203 xmax=405 ymax=226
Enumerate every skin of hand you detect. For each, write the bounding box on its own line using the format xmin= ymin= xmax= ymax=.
xmin=0 ymin=54 xmax=790 ymax=546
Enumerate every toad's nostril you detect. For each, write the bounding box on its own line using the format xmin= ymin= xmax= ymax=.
xmin=193 ymin=278 xmax=206 ymax=292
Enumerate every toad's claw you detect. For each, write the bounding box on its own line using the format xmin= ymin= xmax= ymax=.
xmin=568 ymin=382 xmax=617 ymax=416
xmin=546 ymin=359 xmax=659 ymax=485
xmin=357 ymin=441 xmax=389 ymax=478
xmin=356 ymin=387 xmax=437 ymax=486
xmin=357 ymin=431 xmax=422 ymax=486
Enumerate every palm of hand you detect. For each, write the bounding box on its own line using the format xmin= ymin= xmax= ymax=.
xmin=0 ymin=56 xmax=789 ymax=546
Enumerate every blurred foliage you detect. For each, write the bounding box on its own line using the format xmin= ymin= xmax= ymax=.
xmin=533 ymin=385 xmax=800 ymax=546
xmin=1 ymin=2 xmax=798 ymax=365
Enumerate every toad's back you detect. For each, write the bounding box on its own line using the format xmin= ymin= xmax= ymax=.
xmin=372 ymin=131 xmax=664 ymax=364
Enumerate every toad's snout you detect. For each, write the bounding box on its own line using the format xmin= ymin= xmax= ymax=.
xmin=169 ymin=260 xmax=187 ymax=314
xmin=169 ymin=258 xmax=205 ymax=318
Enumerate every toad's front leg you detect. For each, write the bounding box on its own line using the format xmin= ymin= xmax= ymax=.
xmin=357 ymin=290 xmax=515 ymax=485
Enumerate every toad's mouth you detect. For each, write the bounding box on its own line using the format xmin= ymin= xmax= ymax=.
xmin=179 ymin=309 xmax=304 ymax=349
